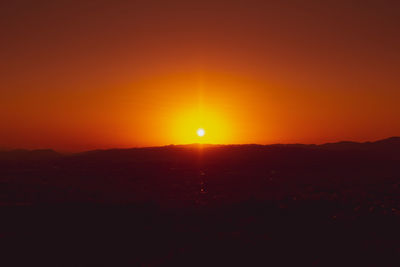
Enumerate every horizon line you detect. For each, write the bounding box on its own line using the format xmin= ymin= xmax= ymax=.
xmin=1 ymin=136 xmax=399 ymax=154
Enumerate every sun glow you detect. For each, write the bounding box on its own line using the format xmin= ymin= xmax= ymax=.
xmin=170 ymin=106 xmax=232 ymax=144
xmin=197 ymin=128 xmax=205 ymax=137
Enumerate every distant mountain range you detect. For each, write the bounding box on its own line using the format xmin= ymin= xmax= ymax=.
xmin=318 ymin=136 xmax=400 ymax=151
xmin=0 ymin=137 xmax=399 ymax=160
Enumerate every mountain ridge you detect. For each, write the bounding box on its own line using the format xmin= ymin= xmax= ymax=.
xmin=0 ymin=136 xmax=399 ymax=157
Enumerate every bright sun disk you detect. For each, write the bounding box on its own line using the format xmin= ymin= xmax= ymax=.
xmin=197 ymin=128 xmax=205 ymax=137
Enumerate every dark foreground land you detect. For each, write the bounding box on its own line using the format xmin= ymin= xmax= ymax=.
xmin=1 ymin=137 xmax=400 ymax=266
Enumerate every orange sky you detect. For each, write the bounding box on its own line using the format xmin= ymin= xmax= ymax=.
xmin=1 ymin=0 xmax=399 ymax=151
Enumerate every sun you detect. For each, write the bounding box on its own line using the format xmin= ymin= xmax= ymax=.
xmin=171 ymin=107 xmax=231 ymax=144
xmin=197 ymin=128 xmax=205 ymax=137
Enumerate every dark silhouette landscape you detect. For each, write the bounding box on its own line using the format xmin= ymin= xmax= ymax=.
xmin=2 ymin=1 xmax=400 ymax=266
xmin=1 ymin=137 xmax=400 ymax=266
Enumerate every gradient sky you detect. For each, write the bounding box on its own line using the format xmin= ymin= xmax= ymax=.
xmin=1 ymin=0 xmax=399 ymax=151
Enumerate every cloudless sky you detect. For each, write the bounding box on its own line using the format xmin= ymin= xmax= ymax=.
xmin=1 ymin=0 xmax=399 ymax=151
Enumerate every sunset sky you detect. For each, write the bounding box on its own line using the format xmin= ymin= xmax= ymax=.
xmin=1 ymin=0 xmax=399 ymax=151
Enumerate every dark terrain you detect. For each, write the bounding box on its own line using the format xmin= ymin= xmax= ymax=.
xmin=1 ymin=137 xmax=400 ymax=266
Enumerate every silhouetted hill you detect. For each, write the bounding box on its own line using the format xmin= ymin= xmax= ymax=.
xmin=1 ymin=137 xmax=400 ymax=266
xmin=62 ymin=137 xmax=400 ymax=164
xmin=319 ymin=137 xmax=400 ymax=152
xmin=1 ymin=137 xmax=398 ymax=160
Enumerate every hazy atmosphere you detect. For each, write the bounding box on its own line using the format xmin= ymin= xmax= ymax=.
xmin=1 ymin=0 xmax=399 ymax=151
xmin=2 ymin=1 xmax=400 ymax=266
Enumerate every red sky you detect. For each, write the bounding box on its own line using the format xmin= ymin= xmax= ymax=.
xmin=1 ymin=0 xmax=399 ymax=151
